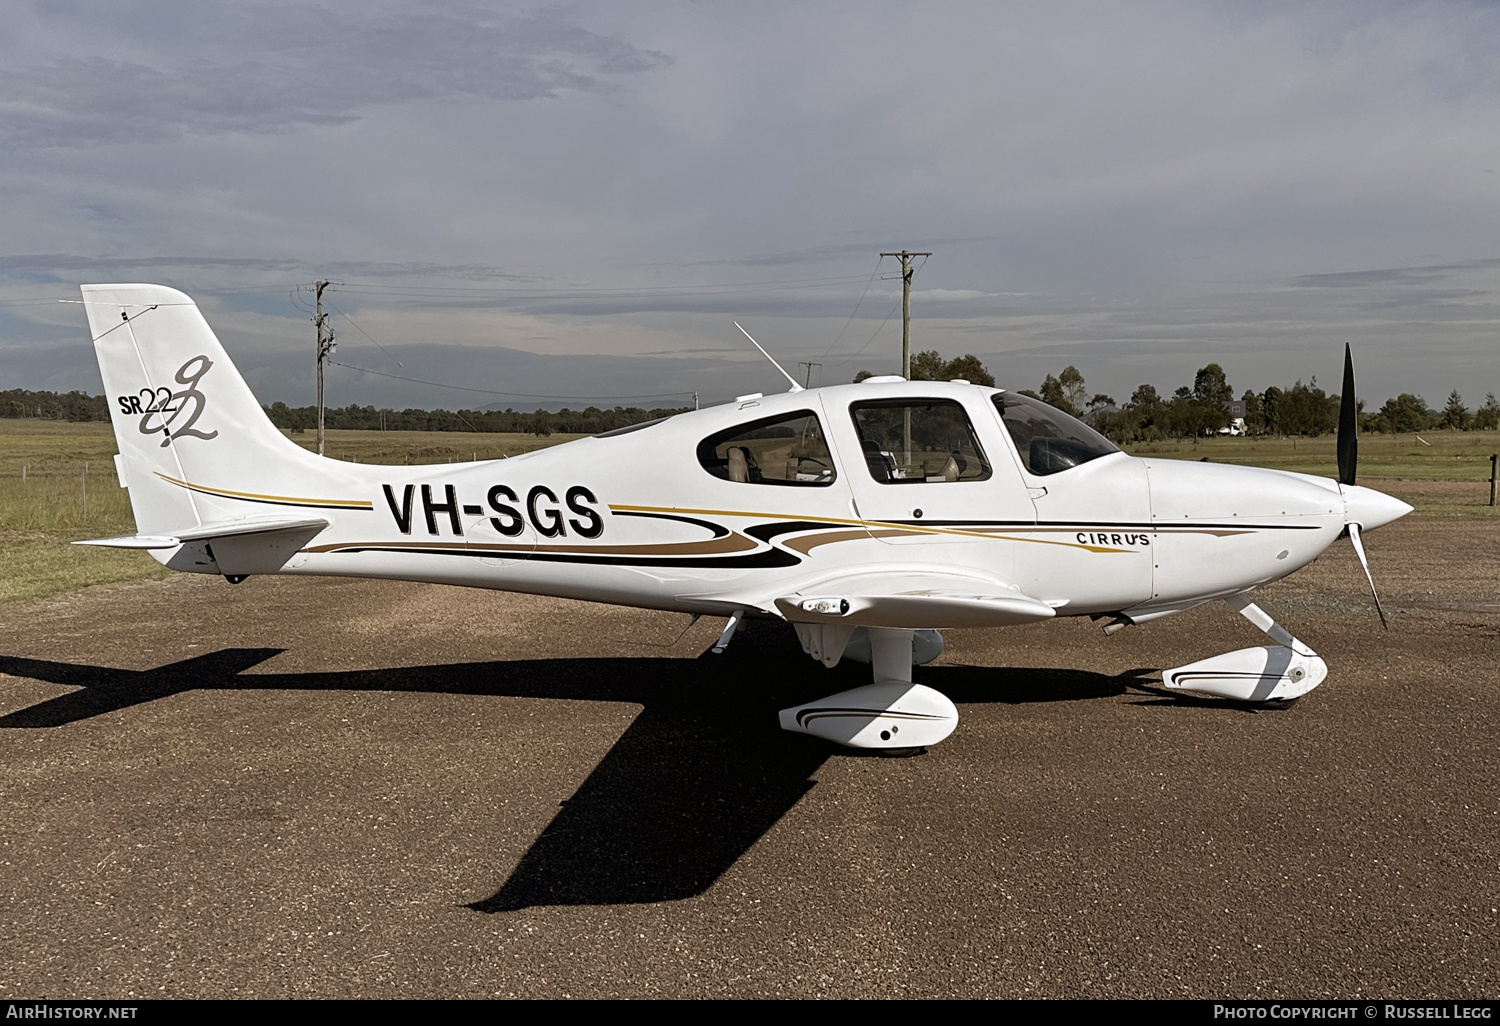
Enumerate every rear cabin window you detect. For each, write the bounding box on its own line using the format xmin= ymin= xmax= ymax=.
xmin=849 ymin=399 xmax=992 ymax=484
xmin=697 ymin=411 xmax=836 ymax=486
xmin=992 ymin=392 xmax=1120 ymax=476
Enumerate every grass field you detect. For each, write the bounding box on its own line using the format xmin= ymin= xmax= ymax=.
xmin=1121 ymin=430 xmax=1500 ymax=516
xmin=2 ymin=418 xmax=1495 ymax=603
xmin=0 ymin=421 xmax=586 ymax=603
xmin=1124 ymin=430 xmax=1500 ymax=482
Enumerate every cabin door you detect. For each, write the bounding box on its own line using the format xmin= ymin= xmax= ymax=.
xmin=822 ymin=391 xmax=1035 ymax=573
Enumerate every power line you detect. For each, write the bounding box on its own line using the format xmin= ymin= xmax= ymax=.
xmin=330 ymin=273 xmax=873 ymax=297
xmin=822 ymin=254 xmax=931 ymax=377
xmin=193 ymin=284 xmax=317 ymax=295
xmin=813 ymin=255 xmax=883 ymax=361
xmin=328 ymin=279 xmax=877 ymax=305
xmin=826 ymin=297 xmax=904 ymax=373
xmin=0 ymin=271 xmax=879 ymax=311
xmin=324 ymin=300 xmax=405 ymax=369
xmin=4 ymin=285 xmax=313 ymax=307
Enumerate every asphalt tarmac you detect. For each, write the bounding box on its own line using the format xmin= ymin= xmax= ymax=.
xmin=1 ymin=515 xmax=1495 ymax=999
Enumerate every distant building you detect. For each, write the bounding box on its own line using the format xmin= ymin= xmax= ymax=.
xmin=1083 ymin=404 xmax=1119 ymax=427
xmin=1220 ymin=399 xmax=1247 ymax=436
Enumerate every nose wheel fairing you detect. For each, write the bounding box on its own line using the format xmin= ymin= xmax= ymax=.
xmin=1164 ymin=644 xmax=1327 ymax=703
xmin=1163 ymin=594 xmax=1328 ymax=703
xmin=778 ymin=590 xmax=1336 ymax=750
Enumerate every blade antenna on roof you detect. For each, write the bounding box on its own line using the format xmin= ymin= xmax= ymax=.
xmin=734 ymin=321 xmax=804 ymax=393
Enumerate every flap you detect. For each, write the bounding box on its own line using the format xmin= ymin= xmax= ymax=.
xmin=775 ymin=570 xmax=1056 ymax=629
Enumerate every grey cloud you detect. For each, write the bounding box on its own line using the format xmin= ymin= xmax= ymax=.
xmin=1344 ymin=289 xmax=1487 ymax=311
xmin=0 ymin=336 xmax=716 ymax=411
xmin=249 ymin=340 xmax=752 ymax=410
xmin=0 ymin=341 xmax=105 ymax=394
xmin=1292 ymin=258 xmax=1500 ymax=289
xmin=0 ymin=4 xmax=672 ymax=149
xmin=0 ymin=254 xmax=308 ymax=274
xmin=6 ymin=3 xmax=1500 ymax=414
xmin=0 ymin=253 xmax=534 ymax=284
xmin=1293 ymin=267 xmax=1450 ymax=288
xmin=508 ymin=293 xmax=894 ymax=319
xmin=695 ymin=236 xmax=1005 ymax=268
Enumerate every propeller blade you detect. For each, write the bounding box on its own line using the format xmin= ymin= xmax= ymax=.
xmin=1337 ymin=342 xmax=1358 ymax=486
xmin=1346 ymin=522 xmax=1389 ymax=630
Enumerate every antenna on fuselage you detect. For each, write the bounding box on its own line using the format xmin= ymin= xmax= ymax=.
xmin=734 ymin=321 xmax=804 ymax=393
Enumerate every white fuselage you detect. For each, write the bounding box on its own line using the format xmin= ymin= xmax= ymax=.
xmin=180 ymin=381 xmax=1395 ymax=627
xmin=79 ymin=282 xmax=1415 ymax=744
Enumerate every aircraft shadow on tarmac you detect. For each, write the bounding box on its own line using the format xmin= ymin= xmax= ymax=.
xmin=0 ymin=621 xmax=1154 ymax=912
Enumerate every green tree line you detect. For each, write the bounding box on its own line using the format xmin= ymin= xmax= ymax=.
xmin=261 ymin=402 xmax=692 ymax=437
xmin=1010 ymin=363 xmax=1500 ymax=442
xmin=1 ymin=389 xmax=111 ymax=421
xmin=9 ymin=359 xmax=1500 ymax=442
xmin=0 ymin=388 xmax=688 ymax=437
xmin=853 ymin=352 xmax=1499 ymax=440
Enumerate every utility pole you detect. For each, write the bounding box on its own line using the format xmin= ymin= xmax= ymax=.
xmin=313 ymin=280 xmax=335 ymax=456
xmin=879 ymin=250 xmax=931 ymax=465
xmin=798 ymin=362 xmax=822 ymax=388
xmin=879 ymin=250 xmax=931 ymax=380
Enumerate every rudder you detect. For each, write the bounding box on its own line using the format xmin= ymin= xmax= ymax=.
xmin=81 ymin=283 xmax=343 ymax=538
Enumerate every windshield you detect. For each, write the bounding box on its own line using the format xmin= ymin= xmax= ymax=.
xmin=992 ymin=392 xmax=1119 ymax=476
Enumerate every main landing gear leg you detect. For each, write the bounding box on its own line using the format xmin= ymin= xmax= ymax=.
xmin=1162 ymin=594 xmax=1329 ymax=703
xmin=778 ymin=626 xmax=959 ymax=750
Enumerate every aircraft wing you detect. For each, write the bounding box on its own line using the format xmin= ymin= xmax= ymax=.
xmin=773 ymin=570 xmax=1056 ymax=629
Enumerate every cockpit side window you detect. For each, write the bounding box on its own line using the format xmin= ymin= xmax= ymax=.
xmin=697 ymin=410 xmax=837 ymax=486
xmin=992 ymin=392 xmax=1120 ymax=476
xmin=848 ymin=398 xmax=992 ymax=484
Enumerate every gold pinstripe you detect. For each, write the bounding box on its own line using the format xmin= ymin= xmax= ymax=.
xmin=155 ymin=472 xmax=373 ymax=509
xmin=609 ymin=503 xmax=1136 ymax=553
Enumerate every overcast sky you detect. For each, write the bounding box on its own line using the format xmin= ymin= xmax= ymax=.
xmin=3 ymin=0 xmax=1499 ymax=411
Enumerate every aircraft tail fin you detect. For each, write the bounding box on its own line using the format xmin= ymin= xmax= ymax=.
xmin=81 ymin=284 xmax=370 ymax=547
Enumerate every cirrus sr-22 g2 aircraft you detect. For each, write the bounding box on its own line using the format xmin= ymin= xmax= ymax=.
xmin=77 ymin=284 xmax=1411 ymax=752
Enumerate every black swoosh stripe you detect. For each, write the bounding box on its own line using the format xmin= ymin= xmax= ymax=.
xmin=745 ymin=521 xmax=841 ymax=543
xmin=611 ymin=509 xmax=730 ymax=539
xmin=325 ymin=545 xmax=802 ymax=569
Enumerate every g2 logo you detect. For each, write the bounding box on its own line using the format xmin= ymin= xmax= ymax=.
xmin=116 ymin=355 xmax=219 ymax=447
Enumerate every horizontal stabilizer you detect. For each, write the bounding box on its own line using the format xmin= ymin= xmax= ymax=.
xmin=73 ymin=534 xmax=180 ymax=550
xmin=775 ymin=571 xmax=1055 ymax=629
xmin=75 ymin=515 xmax=330 ymax=576
xmin=75 ymin=515 xmax=331 ymax=549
